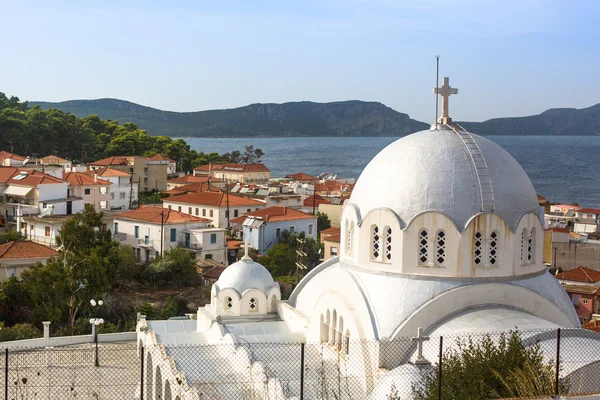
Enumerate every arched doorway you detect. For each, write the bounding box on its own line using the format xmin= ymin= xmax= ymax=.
xmin=155 ymin=366 xmax=163 ymax=399
xmin=146 ymin=352 xmax=153 ymax=400
xmin=164 ymin=380 xmax=172 ymax=400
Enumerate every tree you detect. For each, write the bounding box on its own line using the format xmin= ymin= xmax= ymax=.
xmin=412 ymin=330 xmax=565 ymax=399
xmin=142 ymin=248 xmax=197 ymax=285
xmin=241 ymin=145 xmax=265 ymax=164
xmin=0 ymin=230 xmax=26 ymax=244
xmin=317 ymin=212 xmax=331 ymax=238
xmin=259 ymin=231 xmax=323 ymax=277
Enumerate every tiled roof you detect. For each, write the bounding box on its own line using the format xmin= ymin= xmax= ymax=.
xmin=324 ymin=232 xmax=341 ymax=243
xmin=63 ymin=172 xmax=112 ymax=186
xmin=115 ymin=206 xmax=210 ymax=224
xmin=164 ymin=192 xmax=264 ymax=207
xmin=227 ymin=240 xmax=243 ymax=250
xmin=0 ymin=167 xmax=19 ymax=183
xmin=556 ymin=266 xmax=600 ymax=284
xmin=577 ymin=208 xmax=600 ymax=214
xmin=0 ymin=241 xmax=58 ymax=260
xmin=303 ymin=194 xmax=330 ymax=207
xmin=168 ymin=175 xmax=209 ymax=184
xmin=314 ymin=180 xmax=354 ymax=192
xmin=162 ymin=182 xmax=221 ymax=196
xmin=229 ymin=206 xmax=315 ymax=224
xmin=194 ymin=163 xmax=270 ymax=173
xmin=147 ymin=154 xmax=175 ymax=163
xmin=320 ymin=227 xmax=341 ymax=236
xmin=202 ymin=265 xmax=227 ymax=280
xmin=84 ymin=167 xmax=131 ymax=177
xmin=90 ymin=156 xmax=131 ymax=166
xmin=561 ymin=284 xmax=600 ymax=295
xmin=8 ymin=170 xmax=64 ymax=186
xmin=545 ymin=228 xmax=570 ymax=233
xmin=583 ymin=320 xmax=600 ymax=333
xmin=286 ymin=173 xmax=317 ymax=181
xmin=38 ymin=155 xmax=70 ymax=164
xmin=0 ymin=151 xmax=26 ymax=161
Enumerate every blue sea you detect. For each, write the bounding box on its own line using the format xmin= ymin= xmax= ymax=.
xmin=179 ymin=136 xmax=600 ymax=207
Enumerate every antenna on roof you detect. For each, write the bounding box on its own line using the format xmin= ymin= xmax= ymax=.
xmin=435 ymin=55 xmax=440 ymax=130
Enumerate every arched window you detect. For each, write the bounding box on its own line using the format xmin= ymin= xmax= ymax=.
xmin=344 ymin=329 xmax=350 ymax=355
xmin=155 ymin=366 xmax=163 ymax=400
xmin=346 ymin=220 xmax=354 ymax=256
xmin=331 ymin=310 xmax=338 ymax=345
xmin=435 ymin=230 xmax=446 ymax=267
xmin=371 ymin=225 xmax=381 ymax=261
xmin=474 ymin=231 xmax=483 ymax=266
xmin=489 ymin=231 xmax=499 ymax=266
xmin=146 ymin=352 xmax=153 ymax=400
xmin=325 ymin=309 xmax=331 ymax=343
xmin=226 ymin=296 xmax=233 ymax=309
xmin=528 ymin=228 xmax=536 ymax=263
xmin=320 ymin=314 xmax=328 ymax=343
xmin=164 ymin=380 xmax=172 ymax=400
xmin=520 ymin=228 xmax=527 ymax=264
xmin=249 ymin=297 xmax=257 ymax=312
xmin=337 ymin=316 xmax=344 ymax=351
xmin=419 ymin=229 xmax=429 ymax=265
xmin=384 ymin=226 xmax=392 ymax=262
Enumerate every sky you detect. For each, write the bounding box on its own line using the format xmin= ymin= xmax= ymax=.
xmin=1 ymin=0 xmax=599 ymax=122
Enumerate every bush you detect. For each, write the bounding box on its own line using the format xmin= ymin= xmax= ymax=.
xmin=0 ymin=323 xmax=42 ymax=342
xmin=142 ymin=248 xmax=197 ymax=285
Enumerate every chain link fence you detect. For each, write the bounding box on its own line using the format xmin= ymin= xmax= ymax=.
xmin=0 ymin=327 xmax=599 ymax=399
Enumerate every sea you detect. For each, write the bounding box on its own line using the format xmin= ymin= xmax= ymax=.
xmin=179 ymin=136 xmax=600 ymax=207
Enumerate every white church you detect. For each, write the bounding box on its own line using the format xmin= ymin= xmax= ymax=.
xmin=137 ymin=80 xmax=600 ymax=400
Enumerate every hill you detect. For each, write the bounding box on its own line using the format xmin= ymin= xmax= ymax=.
xmin=31 ymin=99 xmax=429 ymax=137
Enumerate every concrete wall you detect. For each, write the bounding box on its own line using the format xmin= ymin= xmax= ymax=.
xmin=553 ymin=242 xmax=600 ymax=271
xmin=242 ymin=217 xmax=317 ymax=253
xmin=319 ymin=204 xmax=343 ymax=227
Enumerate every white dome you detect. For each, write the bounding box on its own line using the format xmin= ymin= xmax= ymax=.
xmin=215 ymin=258 xmax=276 ymax=295
xmin=349 ymin=128 xmax=540 ymax=231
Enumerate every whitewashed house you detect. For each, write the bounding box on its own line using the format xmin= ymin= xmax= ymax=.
xmin=112 ymin=206 xmax=228 ymax=264
xmin=229 ymin=206 xmax=317 ymax=253
xmin=162 ymin=192 xmax=265 ymax=229
xmin=83 ymin=167 xmax=138 ymax=210
xmin=63 ymin=172 xmax=111 ymax=212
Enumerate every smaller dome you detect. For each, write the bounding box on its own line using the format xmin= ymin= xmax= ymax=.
xmin=215 ymin=258 xmax=276 ymax=295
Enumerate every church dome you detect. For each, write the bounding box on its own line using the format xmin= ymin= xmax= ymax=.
xmin=215 ymin=258 xmax=276 ymax=295
xmin=349 ymin=127 xmax=540 ymax=231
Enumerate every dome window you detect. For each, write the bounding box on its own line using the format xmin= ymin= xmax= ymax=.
xmin=226 ymin=297 xmax=233 ymax=309
xmin=371 ymin=225 xmax=381 ymax=261
xmin=435 ymin=230 xmax=446 ymax=266
xmin=528 ymin=228 xmax=536 ymax=263
xmin=346 ymin=221 xmax=354 ymax=256
xmin=474 ymin=231 xmax=483 ymax=266
xmin=419 ymin=230 xmax=429 ymax=264
xmin=489 ymin=231 xmax=499 ymax=266
xmin=249 ymin=297 xmax=257 ymax=311
xmin=520 ymin=229 xmax=527 ymax=264
xmin=384 ymin=226 xmax=392 ymax=262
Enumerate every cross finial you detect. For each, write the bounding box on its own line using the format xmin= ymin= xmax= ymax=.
xmin=433 ymin=77 xmax=458 ymax=125
xmin=411 ymin=327 xmax=431 ymax=365
xmin=241 ymin=238 xmax=252 ymax=262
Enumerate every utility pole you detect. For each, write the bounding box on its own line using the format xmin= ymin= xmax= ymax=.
xmin=129 ymin=174 xmax=133 ymax=209
xmin=160 ymin=210 xmax=165 ymax=255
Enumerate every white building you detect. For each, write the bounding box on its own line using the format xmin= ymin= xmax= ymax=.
xmin=137 ymin=78 xmax=600 ymax=400
xmin=113 ymin=206 xmax=228 ymax=264
xmin=84 ymin=167 xmax=138 ymax=210
xmin=162 ymin=192 xmax=265 ymax=229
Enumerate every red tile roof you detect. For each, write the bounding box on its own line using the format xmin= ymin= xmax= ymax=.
xmin=537 ymin=194 xmax=547 ymax=202
xmin=303 ymin=194 xmax=330 ymax=207
xmin=229 ymin=206 xmax=315 ymax=224
xmin=168 ymin=175 xmax=209 ymax=184
xmin=0 ymin=241 xmax=58 ymax=260
xmin=0 ymin=167 xmax=19 ymax=183
xmin=38 ymin=155 xmax=70 ymax=164
xmin=8 ymin=170 xmax=64 ymax=186
xmin=320 ymin=227 xmax=341 ymax=236
xmin=577 ymin=208 xmax=600 ymax=214
xmin=0 ymin=151 xmax=26 ymax=161
xmin=194 ymin=163 xmax=270 ymax=173
xmin=164 ymin=192 xmax=264 ymax=207
xmin=84 ymin=167 xmax=131 ymax=178
xmin=314 ymin=180 xmax=354 ymax=192
xmin=227 ymin=240 xmax=243 ymax=250
xmin=63 ymin=172 xmax=112 ymax=186
xmin=545 ymin=228 xmax=570 ymax=233
xmin=583 ymin=320 xmax=600 ymax=333
xmin=556 ymin=266 xmax=600 ymax=284
xmin=90 ymin=156 xmax=131 ymax=166
xmin=147 ymin=154 xmax=175 ymax=163
xmin=286 ymin=173 xmax=317 ymax=181
xmin=115 ymin=206 xmax=210 ymax=224
xmin=324 ymin=232 xmax=341 ymax=242
xmin=163 ymin=182 xmax=221 ymax=196
xmin=203 ymin=265 xmax=227 ymax=280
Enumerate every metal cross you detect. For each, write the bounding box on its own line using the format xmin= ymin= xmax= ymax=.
xmin=433 ymin=77 xmax=458 ymax=123
xmin=411 ymin=327 xmax=431 ymax=365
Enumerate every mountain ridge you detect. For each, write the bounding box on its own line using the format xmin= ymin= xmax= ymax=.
xmin=31 ymin=98 xmax=600 ymax=137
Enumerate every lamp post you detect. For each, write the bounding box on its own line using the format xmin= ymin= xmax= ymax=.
xmin=89 ymin=299 xmax=104 ymax=367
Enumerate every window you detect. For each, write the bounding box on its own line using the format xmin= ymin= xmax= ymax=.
xmin=100 ymin=186 xmax=108 ymax=194
xmin=234 ymin=210 xmax=239 ymax=217
xmin=45 ymin=226 xmax=51 ymax=237
xmin=111 ymin=193 xmax=115 ymax=200
xmin=209 ymin=210 xmax=214 ymax=217
xmin=435 ymin=230 xmax=446 ymax=266
xmin=195 ymin=208 xmax=199 ymax=216
xmin=583 ymin=299 xmax=589 ymax=305
xmin=120 ymin=192 xmax=126 ymax=199
xmin=84 ymin=188 xmax=91 ymax=195
xmin=129 ymin=167 xmax=134 ymax=174
xmin=210 ymin=233 xmax=217 ymax=244
xmin=205 ymin=254 xmax=213 ymax=260
xmin=100 ymin=201 xmax=107 ymax=209
xmin=144 ymin=236 xmax=149 ymax=245
xmin=249 ymin=298 xmax=257 ymax=311
xmin=474 ymin=231 xmax=483 ymax=266
xmin=346 ymin=221 xmax=354 ymax=256
xmin=170 ymin=228 xmax=176 ymax=242
xmin=331 ymin=246 xmax=338 ymax=256
xmin=520 ymin=228 xmax=527 ymax=263
xmin=188 ymin=207 xmax=192 ymax=214
xmin=7 ymin=268 xmax=16 ymax=278
xmin=489 ymin=231 xmax=499 ymax=266
xmin=178 ymin=206 xmax=182 ymax=212
xmin=290 ymin=226 xmax=295 ymax=233
xmin=204 ymin=279 xmax=210 ymax=287
xmin=308 ymin=224 xmax=314 ymax=235
xmin=528 ymin=228 xmax=536 ymax=263
xmin=134 ymin=226 xmax=140 ymax=238
xmin=276 ymin=228 xmax=281 ymax=239
xmin=371 ymin=225 xmax=380 ymax=261
xmin=202 ymin=209 xmax=206 ymax=217
xmin=114 ymin=223 xmax=118 ymax=234
xmin=419 ymin=230 xmax=429 ymax=264
xmin=384 ymin=226 xmax=392 ymax=262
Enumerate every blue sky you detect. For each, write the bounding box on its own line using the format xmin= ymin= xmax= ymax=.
xmin=2 ymin=0 xmax=599 ymax=122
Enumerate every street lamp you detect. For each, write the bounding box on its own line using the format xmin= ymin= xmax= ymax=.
xmin=89 ymin=299 xmax=104 ymax=367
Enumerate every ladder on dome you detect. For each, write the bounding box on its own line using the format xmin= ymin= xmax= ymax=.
xmin=445 ymin=123 xmax=495 ymax=213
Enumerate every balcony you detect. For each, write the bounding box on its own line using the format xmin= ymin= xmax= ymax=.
xmin=178 ymin=241 xmax=203 ymax=251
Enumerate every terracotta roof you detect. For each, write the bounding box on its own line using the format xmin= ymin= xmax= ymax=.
xmin=84 ymin=167 xmax=131 ymax=178
xmin=556 ymin=266 xmax=600 ymax=284
xmin=194 ymin=163 xmax=270 ymax=173
xmin=229 ymin=206 xmax=315 ymax=224
xmin=202 ymin=265 xmax=227 ymax=280
xmin=537 ymin=194 xmax=547 ymax=202
xmin=0 ymin=151 xmax=26 ymax=161
xmin=164 ymin=192 xmax=264 ymax=207
xmin=38 ymin=155 xmax=70 ymax=164
xmin=0 ymin=241 xmax=58 ymax=260
xmin=303 ymin=194 xmax=330 ymax=207
xmin=324 ymin=232 xmax=341 ymax=243
xmin=115 ymin=206 xmax=210 ymax=224
xmin=583 ymin=320 xmax=600 ymax=333
xmin=168 ymin=175 xmax=209 ymax=184
xmin=577 ymin=208 xmax=600 ymax=214
xmin=147 ymin=154 xmax=175 ymax=163
xmin=8 ymin=170 xmax=64 ymax=186
xmin=314 ymin=180 xmax=354 ymax=192
xmin=63 ymin=172 xmax=112 ymax=186
xmin=286 ymin=173 xmax=317 ymax=181
xmin=90 ymin=156 xmax=131 ymax=166
xmin=227 ymin=240 xmax=243 ymax=250
xmin=0 ymin=167 xmax=19 ymax=183
xmin=163 ymin=182 xmax=221 ymax=196
xmin=545 ymin=228 xmax=570 ymax=233
xmin=320 ymin=227 xmax=341 ymax=236
xmin=561 ymin=284 xmax=600 ymax=295
xmin=551 ymin=204 xmax=581 ymax=209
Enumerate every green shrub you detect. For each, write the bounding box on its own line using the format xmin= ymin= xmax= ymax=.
xmin=0 ymin=323 xmax=42 ymax=342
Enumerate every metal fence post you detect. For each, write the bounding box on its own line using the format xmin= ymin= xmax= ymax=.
xmin=140 ymin=345 xmax=144 ymax=400
xmin=300 ymin=343 xmax=305 ymax=400
xmin=555 ymin=328 xmax=561 ymax=396
xmin=4 ymin=348 xmax=7 ymax=400
xmin=438 ymin=336 xmax=443 ymax=400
